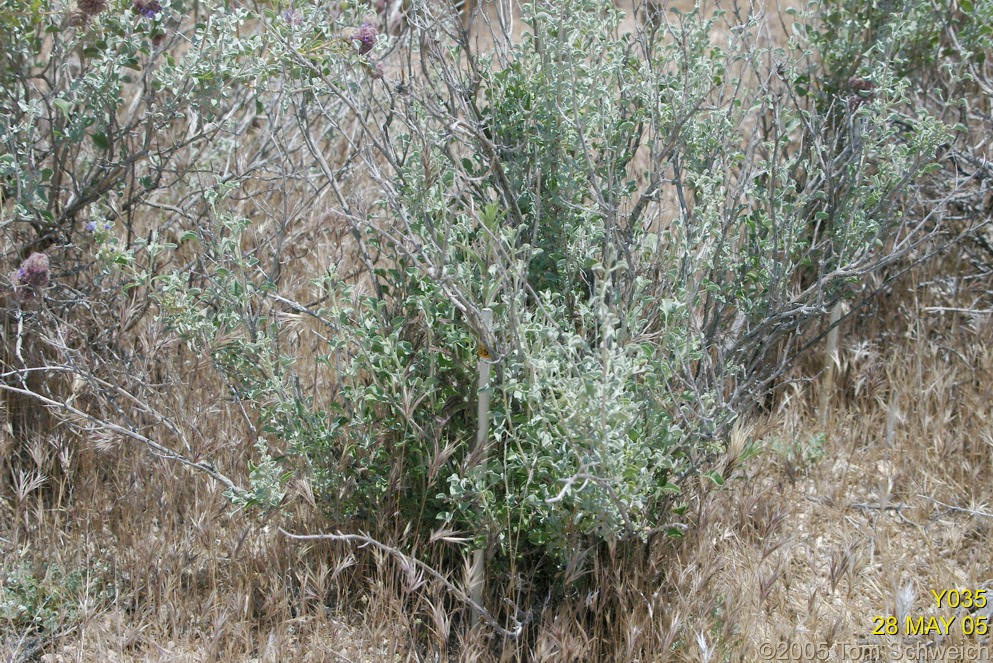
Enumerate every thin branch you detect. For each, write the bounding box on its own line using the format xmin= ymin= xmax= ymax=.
xmin=0 ymin=382 xmax=238 ymax=491
xmin=918 ymin=494 xmax=993 ymax=519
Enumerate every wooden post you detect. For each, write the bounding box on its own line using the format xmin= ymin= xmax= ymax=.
xmin=819 ymin=301 xmax=843 ymax=430
xmin=469 ymin=308 xmax=493 ymax=626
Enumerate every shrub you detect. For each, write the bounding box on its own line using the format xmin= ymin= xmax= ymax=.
xmin=126 ymin=0 xmax=971 ymax=602
xmin=274 ymin=0 xmax=958 ymax=570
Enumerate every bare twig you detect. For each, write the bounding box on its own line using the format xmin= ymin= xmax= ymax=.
xmin=918 ymin=494 xmax=993 ymax=519
xmin=0 ymin=382 xmax=239 ymax=491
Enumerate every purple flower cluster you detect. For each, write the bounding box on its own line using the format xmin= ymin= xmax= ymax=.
xmin=132 ymin=0 xmax=162 ymax=19
xmin=352 ymin=22 xmax=377 ymax=55
xmin=282 ymin=8 xmax=303 ymax=26
xmin=9 ymin=252 xmax=51 ymax=302
xmin=85 ymin=220 xmax=112 ymax=233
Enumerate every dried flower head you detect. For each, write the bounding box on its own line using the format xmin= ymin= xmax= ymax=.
xmin=367 ymin=60 xmax=384 ymax=80
xmin=77 ymin=0 xmax=108 ymax=16
xmin=16 ymin=253 xmax=50 ymax=289
xmin=848 ymin=75 xmax=875 ymax=93
xmin=67 ymin=9 xmax=90 ymax=26
xmin=847 ymin=75 xmax=875 ymax=112
xmin=10 ymin=252 xmax=51 ymax=302
xmin=352 ymin=21 xmax=377 ymax=55
xmin=132 ymin=0 xmax=162 ymax=19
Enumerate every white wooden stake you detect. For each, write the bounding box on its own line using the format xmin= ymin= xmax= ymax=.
xmin=819 ymin=301 xmax=843 ymax=430
xmin=469 ymin=307 xmax=493 ymax=626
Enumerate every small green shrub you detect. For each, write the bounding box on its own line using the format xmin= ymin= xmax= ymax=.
xmin=0 ymin=558 xmax=110 ymax=635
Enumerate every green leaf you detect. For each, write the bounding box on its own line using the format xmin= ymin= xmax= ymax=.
xmin=53 ymin=98 xmax=72 ymax=118
xmin=703 ymin=470 xmax=724 ymax=487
